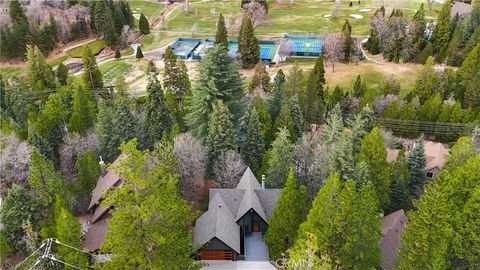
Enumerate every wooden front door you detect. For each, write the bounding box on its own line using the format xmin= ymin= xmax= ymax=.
xmin=252 ymin=221 xmax=260 ymax=232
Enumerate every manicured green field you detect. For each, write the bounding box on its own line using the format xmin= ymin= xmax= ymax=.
xmin=128 ymin=0 xmax=164 ymax=28
xmin=163 ymin=0 xmax=444 ymax=37
xmin=66 ymin=40 xmax=106 ymax=58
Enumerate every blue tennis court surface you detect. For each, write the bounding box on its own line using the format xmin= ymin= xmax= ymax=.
xmin=260 ymin=47 xmax=271 ymax=59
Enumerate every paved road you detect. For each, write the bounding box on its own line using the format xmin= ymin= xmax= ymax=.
xmin=201 ymin=261 xmax=277 ymax=270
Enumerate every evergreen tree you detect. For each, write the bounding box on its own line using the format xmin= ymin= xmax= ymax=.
xmin=293 ymin=175 xmax=381 ymax=268
xmin=464 ymin=71 xmax=480 ymax=108
xmin=26 ymin=45 xmax=56 ymax=89
xmin=0 ymin=184 xmax=36 ymax=251
xmin=444 ymin=136 xmax=476 ymax=171
xmin=94 ymin=0 xmax=118 ymax=46
xmin=417 ymin=42 xmax=433 ymax=64
xmin=185 ymin=44 xmax=245 ymax=141
xmin=242 ymin=108 xmax=265 ymax=173
xmin=327 ymin=131 xmax=355 ymax=182
xmin=264 ymin=168 xmax=307 ymax=259
xmin=273 ymin=69 xmax=285 ymax=87
xmin=303 ymin=55 xmax=326 ymax=124
xmin=249 ymin=61 xmax=271 ymax=93
xmin=414 ymin=56 xmax=437 ymax=102
xmin=28 ymin=124 xmax=55 ymax=164
xmin=139 ymin=13 xmax=150 ymax=35
xmin=273 ymin=104 xmax=295 ymax=142
xmin=214 ymin=13 xmax=228 ymax=48
xmin=206 ymin=101 xmax=236 ymax=163
xmin=397 ymin=173 xmax=453 ymax=269
xmin=144 ymin=75 xmax=172 ymax=147
xmin=238 ymin=15 xmax=260 ymax=68
xmin=455 ymin=186 xmax=480 ymax=269
xmin=101 ymin=140 xmax=196 ymax=269
xmin=250 ymin=96 xmax=272 ymax=147
xmin=28 ymin=149 xmax=63 ymax=207
xmin=407 ymin=140 xmax=426 ymax=199
xmin=8 ymin=0 xmax=31 ymax=58
xmin=430 ymin=0 xmax=452 ymax=54
xmin=114 ymin=96 xmax=139 ymax=145
xmin=321 ymin=106 xmax=344 ymax=145
xmin=268 ymin=77 xmax=285 ymax=123
xmin=136 ymin=46 xmax=144 ymax=59
xmin=413 ymin=3 xmax=427 ymax=49
xmin=289 ymin=96 xmax=304 ymax=140
xmin=458 ymin=44 xmax=480 ymax=107
xmin=286 ymin=62 xmax=304 ymax=99
xmin=163 ymin=47 xmax=192 ymax=130
xmin=75 ymin=152 xmax=101 ymax=205
xmin=56 ymin=62 xmax=69 ymax=86
xmin=96 ymin=101 xmax=119 ymax=162
xmin=82 ymin=47 xmax=105 ymax=99
xmin=356 ymin=127 xmax=391 ymax=209
xmin=114 ymin=48 xmax=121 ymax=59
xmin=53 ymin=198 xmax=89 ymax=268
xmin=342 ymin=20 xmax=353 ymax=61
xmin=387 ymin=162 xmax=410 ymax=214
xmin=267 ymin=128 xmax=292 ymax=188
xmin=353 ymin=75 xmax=366 ymax=97
xmin=69 ymin=85 xmax=96 ymax=135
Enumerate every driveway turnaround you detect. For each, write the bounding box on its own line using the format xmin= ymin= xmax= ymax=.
xmin=201 ymin=261 xmax=277 ymax=270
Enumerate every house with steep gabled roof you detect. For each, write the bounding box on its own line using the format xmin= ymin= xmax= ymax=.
xmin=193 ymin=167 xmax=281 ymax=261
xmin=83 ymin=156 xmax=123 ymax=252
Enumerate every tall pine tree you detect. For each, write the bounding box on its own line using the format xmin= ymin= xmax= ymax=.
xmin=206 ymin=101 xmax=237 ymax=163
xmin=264 ymin=168 xmax=307 ymax=259
xmin=267 ymin=128 xmax=292 ymax=188
xmin=214 ymin=13 xmax=228 ymax=48
xmin=68 ymin=85 xmax=96 ymax=135
xmin=303 ymin=55 xmax=326 ymax=124
xmin=242 ymin=108 xmax=264 ymax=173
xmin=185 ymin=44 xmax=244 ymax=141
xmin=407 ymin=140 xmax=427 ymax=199
xmin=238 ymin=15 xmax=260 ymax=68
xmin=82 ymin=47 xmax=105 ymax=99
xmin=143 ymin=75 xmax=172 ymax=147
xmin=139 ymin=13 xmax=150 ymax=35
xmin=430 ymin=0 xmax=452 ymax=55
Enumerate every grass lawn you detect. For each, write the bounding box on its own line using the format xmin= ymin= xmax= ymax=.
xmin=129 ymin=0 xmax=164 ymax=29
xmin=100 ymin=60 xmax=134 ymax=84
xmin=47 ymin=55 xmax=69 ymax=67
xmin=0 ymin=66 xmax=25 ymax=79
xmin=66 ymin=39 xmax=106 ymax=58
xmin=163 ymin=0 xmax=440 ymax=37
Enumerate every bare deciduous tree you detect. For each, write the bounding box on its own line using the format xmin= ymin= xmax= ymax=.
xmin=241 ymin=1 xmax=268 ymax=29
xmin=183 ymin=0 xmax=192 ymax=14
xmin=210 ymin=8 xmax=216 ymax=17
xmin=293 ymin=134 xmax=331 ymax=201
xmin=0 ymin=132 xmax=31 ymax=188
xmin=331 ymin=4 xmax=340 ymax=18
xmin=191 ymin=23 xmax=198 ymax=36
xmin=277 ymin=40 xmax=293 ymax=61
xmin=324 ymin=33 xmax=345 ymax=72
xmin=173 ymin=133 xmax=207 ymax=201
xmin=213 ymin=150 xmax=246 ymax=188
xmin=373 ymin=94 xmax=402 ymax=116
xmin=59 ymin=131 xmax=100 ymax=181
xmin=426 ymin=0 xmax=435 ymax=14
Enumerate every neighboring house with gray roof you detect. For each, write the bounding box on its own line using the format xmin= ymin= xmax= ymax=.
xmin=379 ymin=209 xmax=408 ymax=270
xmin=193 ymin=167 xmax=281 ymax=261
xmin=451 ymin=1 xmax=472 ymax=18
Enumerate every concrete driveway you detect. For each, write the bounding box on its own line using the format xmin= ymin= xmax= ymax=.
xmin=201 ymin=260 xmax=277 ymax=270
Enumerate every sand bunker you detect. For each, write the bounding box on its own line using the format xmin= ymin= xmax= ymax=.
xmin=359 ymin=8 xmax=372 ymax=12
xmin=350 ymin=14 xmax=363 ymax=19
xmin=324 ymin=14 xmax=332 ymax=17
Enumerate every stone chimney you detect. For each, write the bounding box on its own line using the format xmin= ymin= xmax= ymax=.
xmin=99 ymin=156 xmax=107 ymax=176
xmin=261 ymin=174 xmax=265 ymax=189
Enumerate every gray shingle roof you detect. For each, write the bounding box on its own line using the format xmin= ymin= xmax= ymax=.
xmin=380 ymin=209 xmax=408 ymax=270
xmin=193 ymin=193 xmax=241 ymax=253
xmin=194 ymin=167 xmax=281 ymax=252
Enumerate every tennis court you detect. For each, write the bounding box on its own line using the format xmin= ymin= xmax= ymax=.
xmin=285 ymin=34 xmax=324 ymax=57
xmin=171 ymin=38 xmax=202 ymax=60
